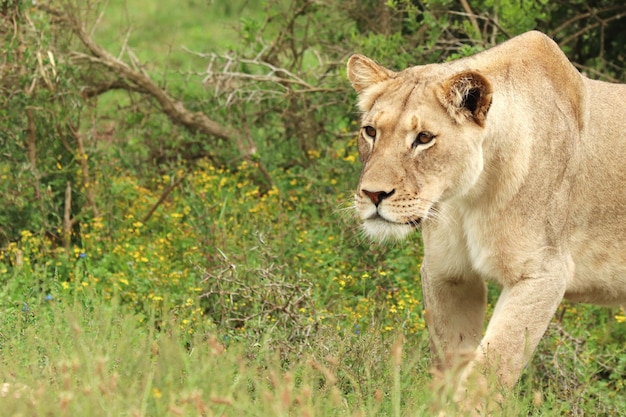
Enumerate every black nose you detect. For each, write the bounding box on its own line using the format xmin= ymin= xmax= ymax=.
xmin=362 ymin=189 xmax=395 ymax=206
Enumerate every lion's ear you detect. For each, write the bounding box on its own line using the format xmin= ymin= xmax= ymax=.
xmin=439 ymin=71 xmax=492 ymax=127
xmin=347 ymin=54 xmax=394 ymax=93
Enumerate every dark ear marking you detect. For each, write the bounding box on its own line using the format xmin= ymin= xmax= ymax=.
xmin=438 ymin=71 xmax=493 ymax=126
xmin=463 ymin=88 xmax=481 ymax=113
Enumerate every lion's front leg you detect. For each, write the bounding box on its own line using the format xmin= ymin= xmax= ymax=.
xmin=421 ymin=264 xmax=488 ymax=415
xmin=421 ymin=264 xmax=487 ymax=370
xmin=453 ymin=267 xmax=569 ymax=414
xmin=469 ymin=271 xmax=567 ymax=382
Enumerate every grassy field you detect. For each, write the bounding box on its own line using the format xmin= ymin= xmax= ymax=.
xmin=92 ymin=0 xmax=264 ymax=58
xmin=1 ymin=1 xmax=625 ymax=416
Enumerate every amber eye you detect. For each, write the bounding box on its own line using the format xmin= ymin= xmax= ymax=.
xmin=363 ymin=125 xmax=377 ymax=139
xmin=413 ymin=131 xmax=435 ymax=147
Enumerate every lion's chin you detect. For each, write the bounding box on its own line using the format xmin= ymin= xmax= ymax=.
xmin=362 ymin=218 xmax=416 ymax=242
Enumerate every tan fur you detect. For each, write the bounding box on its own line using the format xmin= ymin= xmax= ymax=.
xmin=347 ymin=31 xmax=626 ymax=413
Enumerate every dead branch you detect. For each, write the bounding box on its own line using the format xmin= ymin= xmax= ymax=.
xmin=197 ymin=50 xmax=343 ymax=103
xmin=80 ymin=79 xmax=147 ymax=98
xmin=548 ymin=5 xmax=626 ymax=38
xmin=25 ymin=107 xmax=51 ymax=233
xmin=68 ymin=122 xmax=99 ymax=218
xmin=63 ymin=181 xmax=74 ymax=253
xmin=25 ymin=108 xmax=40 ymax=200
xmin=572 ymin=62 xmax=620 ymax=83
xmin=459 ymin=0 xmax=481 ymax=40
xmin=67 ymin=25 xmax=237 ymax=142
xmin=141 ymin=172 xmax=187 ymax=224
xmin=39 ymin=4 xmax=274 ymax=189
xmin=446 ymin=11 xmax=512 ymax=41
xmin=558 ymin=9 xmax=626 ymax=47
xmin=261 ymin=0 xmax=313 ymax=67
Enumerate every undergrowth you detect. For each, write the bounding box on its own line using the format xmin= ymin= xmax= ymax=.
xmin=1 ymin=0 xmax=625 ymax=415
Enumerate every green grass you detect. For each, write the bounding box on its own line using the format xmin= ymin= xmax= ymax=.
xmin=1 ymin=0 xmax=625 ymax=415
xmin=1 ymin=295 xmax=622 ymax=415
xmin=92 ymin=0 xmax=265 ymax=59
xmin=3 ymin=155 xmax=624 ymax=415
xmin=0 ymin=294 xmax=437 ymax=416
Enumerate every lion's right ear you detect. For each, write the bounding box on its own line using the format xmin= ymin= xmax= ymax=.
xmin=347 ymin=55 xmax=394 ymax=93
xmin=438 ymin=71 xmax=493 ymax=127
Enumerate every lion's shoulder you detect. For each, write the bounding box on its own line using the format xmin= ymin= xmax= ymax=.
xmin=461 ymin=31 xmax=581 ymax=87
xmin=455 ymin=31 xmax=587 ymax=132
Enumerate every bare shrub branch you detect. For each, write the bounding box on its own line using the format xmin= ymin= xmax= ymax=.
xmin=38 ymin=3 xmax=274 ymax=189
xmin=548 ymin=5 xmax=626 ymax=38
xmin=67 ymin=24 xmax=238 ymax=143
xmin=459 ymin=0 xmax=481 ymax=40
xmin=558 ymin=9 xmax=626 ymax=47
xmin=80 ymin=79 xmax=147 ymax=98
xmin=195 ymin=50 xmax=344 ymax=107
xmin=68 ymin=122 xmax=99 ymax=218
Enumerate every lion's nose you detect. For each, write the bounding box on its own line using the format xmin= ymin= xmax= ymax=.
xmin=362 ymin=189 xmax=395 ymax=206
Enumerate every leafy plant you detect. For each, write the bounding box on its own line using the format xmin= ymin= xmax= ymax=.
xmin=1 ymin=0 xmax=625 ymax=415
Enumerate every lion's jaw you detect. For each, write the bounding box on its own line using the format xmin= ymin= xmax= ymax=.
xmin=356 ymin=196 xmax=423 ymax=241
xmin=361 ymin=216 xmax=416 ymax=241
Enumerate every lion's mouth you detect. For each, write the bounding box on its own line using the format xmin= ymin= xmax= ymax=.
xmin=362 ymin=214 xmax=421 ymax=241
xmin=406 ymin=218 xmax=422 ymax=227
xmin=367 ymin=214 xmax=422 ymax=227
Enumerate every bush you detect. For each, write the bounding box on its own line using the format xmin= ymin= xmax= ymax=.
xmin=1 ymin=1 xmax=625 ymax=414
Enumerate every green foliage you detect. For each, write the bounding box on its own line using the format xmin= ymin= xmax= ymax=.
xmin=0 ymin=8 xmax=88 ymax=244
xmin=1 ymin=0 xmax=625 ymax=415
xmin=0 ymin=294 xmax=437 ymax=416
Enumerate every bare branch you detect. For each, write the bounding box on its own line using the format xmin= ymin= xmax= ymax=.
xmin=68 ymin=122 xmax=99 ymax=218
xmin=69 ymin=21 xmax=238 ymax=142
xmin=39 ymin=3 xmax=275 ymax=189
xmin=141 ymin=172 xmax=187 ymax=224
xmin=548 ymin=5 xmax=626 ymax=38
xmin=194 ymin=50 xmax=343 ymax=106
xmin=25 ymin=108 xmax=40 ymax=200
xmin=459 ymin=0 xmax=481 ymax=40
xmin=558 ymin=10 xmax=626 ymax=47
xmin=79 ymin=79 xmax=147 ymax=98
xmin=446 ymin=11 xmax=512 ymax=41
xmin=63 ymin=181 xmax=74 ymax=253
xmin=572 ymin=62 xmax=620 ymax=83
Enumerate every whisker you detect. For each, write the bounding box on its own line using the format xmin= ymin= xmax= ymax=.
xmin=423 ymin=201 xmax=457 ymax=233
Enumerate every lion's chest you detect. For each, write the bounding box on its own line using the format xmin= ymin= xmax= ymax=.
xmin=424 ymin=206 xmax=529 ymax=286
xmin=461 ymin=214 xmax=512 ymax=282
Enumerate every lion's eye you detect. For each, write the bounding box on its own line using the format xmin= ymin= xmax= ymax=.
xmin=363 ymin=125 xmax=377 ymax=139
xmin=413 ymin=131 xmax=435 ymax=147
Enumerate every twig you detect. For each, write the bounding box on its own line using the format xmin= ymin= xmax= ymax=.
xmin=548 ymin=5 xmax=626 ymax=38
xmin=25 ymin=108 xmax=40 ymax=200
xmin=558 ymin=12 xmax=626 ymax=47
xmin=141 ymin=173 xmax=187 ymax=224
xmin=572 ymin=62 xmax=620 ymax=83
xmin=447 ymin=11 xmax=512 ymax=40
xmin=63 ymin=181 xmax=74 ymax=253
xmin=88 ymin=0 xmax=108 ymax=39
xmin=459 ymin=0 xmax=481 ymax=40
xmin=195 ymin=50 xmax=343 ymax=105
xmin=68 ymin=122 xmax=99 ymax=218
xmin=68 ymin=23 xmax=237 ymax=142
xmin=202 ymin=52 xmax=320 ymax=89
xmin=79 ymin=79 xmax=147 ymax=98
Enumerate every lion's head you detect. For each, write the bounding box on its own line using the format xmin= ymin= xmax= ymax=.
xmin=347 ymin=55 xmax=493 ymax=241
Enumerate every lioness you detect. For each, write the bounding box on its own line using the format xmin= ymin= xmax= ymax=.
xmin=347 ymin=31 xmax=626 ymax=412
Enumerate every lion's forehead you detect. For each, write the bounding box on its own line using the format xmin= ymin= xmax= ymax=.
xmin=363 ymin=88 xmax=448 ymax=135
xmin=358 ymin=69 xmax=438 ymax=112
xmin=364 ymin=109 xmax=423 ymax=134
